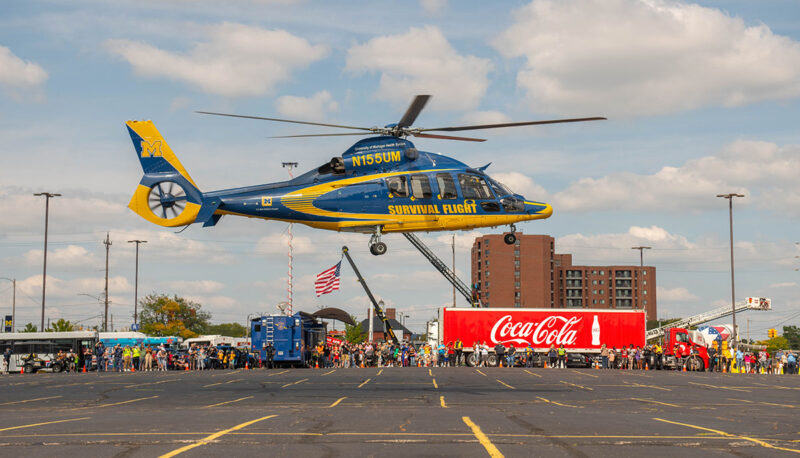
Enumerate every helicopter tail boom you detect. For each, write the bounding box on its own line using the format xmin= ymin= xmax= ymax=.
xmin=125 ymin=120 xmax=207 ymax=227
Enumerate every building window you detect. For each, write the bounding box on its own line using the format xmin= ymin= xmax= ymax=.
xmin=643 ymin=270 xmax=647 ymax=275
xmin=592 ymin=280 xmax=598 ymax=285
xmin=485 ymin=281 xmax=490 ymax=288
xmin=515 ymin=292 xmax=521 ymax=298
xmin=593 ymin=299 xmax=597 ymax=305
xmin=643 ymin=280 xmax=647 ymax=285
xmin=592 ymin=290 xmax=597 ymax=294
xmin=615 ymin=298 xmax=633 ymax=308
xmin=643 ymin=289 xmax=647 ymax=295
xmin=485 ymin=292 xmax=490 ymax=299
xmin=514 ymin=260 xmax=520 ymax=268
xmin=485 ymin=250 xmax=490 ymax=256
xmin=514 ymin=250 xmax=520 ymax=257
xmin=514 ymin=271 xmax=520 ymax=278
xmin=485 ymin=271 xmax=490 ymax=277
xmin=599 ymin=280 xmax=605 ymax=285
xmin=485 ymin=260 xmax=489 ymax=266
xmin=600 ymin=270 xmax=604 ymax=275
xmin=485 ymin=239 xmax=489 ymax=246
xmin=643 ymin=300 xmax=647 ymax=305
xmin=515 ymin=239 xmax=520 ymax=246
xmin=600 ymin=299 xmax=605 ymax=304
xmin=514 ymin=282 xmax=520 ymax=288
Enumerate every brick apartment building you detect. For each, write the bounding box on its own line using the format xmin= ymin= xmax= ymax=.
xmin=471 ymin=234 xmax=657 ymax=319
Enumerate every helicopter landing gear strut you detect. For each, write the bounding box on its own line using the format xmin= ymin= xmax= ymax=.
xmin=504 ymin=224 xmax=517 ymax=245
xmin=369 ymin=227 xmax=387 ymax=256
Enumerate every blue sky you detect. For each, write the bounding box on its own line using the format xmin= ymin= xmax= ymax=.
xmin=1 ymin=0 xmax=799 ymax=337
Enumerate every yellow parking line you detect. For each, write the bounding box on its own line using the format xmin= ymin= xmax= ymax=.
xmin=358 ymin=378 xmax=371 ymax=388
xmin=560 ymin=381 xmax=593 ymax=391
xmin=428 ymin=369 xmax=433 ymax=376
xmin=523 ymin=369 xmax=541 ymax=378
xmin=432 ymin=378 xmax=438 ymax=389
xmin=322 ymin=369 xmax=336 ymax=376
xmin=440 ymin=396 xmax=448 ymax=408
xmin=159 ymin=414 xmax=277 ymax=458
xmin=0 ymin=417 xmax=90 ymax=432
xmin=223 ymin=379 xmax=242 ymax=384
xmin=377 ymin=369 xmax=383 ymax=376
xmin=574 ymin=370 xmax=599 ymax=378
xmin=536 ymin=396 xmax=579 ymax=408
xmin=281 ymin=378 xmax=308 ymax=388
xmin=653 ymin=417 xmax=800 ymax=454
xmin=462 ymin=416 xmax=504 ymax=458
xmin=203 ymin=382 xmax=223 ymax=388
xmin=476 ymin=369 xmax=487 ymax=377
xmin=632 ymin=398 xmax=679 ymax=407
xmin=74 ymin=396 xmax=158 ymax=410
xmin=268 ymin=370 xmax=290 ymax=377
xmin=689 ymin=381 xmax=750 ymax=392
xmin=328 ymin=397 xmax=347 ymax=408
xmin=496 ymin=379 xmax=515 ymax=390
xmin=0 ymin=395 xmax=62 ymax=406
xmin=203 ymin=396 xmax=253 ymax=409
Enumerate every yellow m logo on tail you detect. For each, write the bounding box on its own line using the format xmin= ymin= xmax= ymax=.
xmin=141 ymin=140 xmax=163 ymax=158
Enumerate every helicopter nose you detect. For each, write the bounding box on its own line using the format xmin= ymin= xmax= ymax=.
xmin=524 ymin=201 xmax=553 ymax=218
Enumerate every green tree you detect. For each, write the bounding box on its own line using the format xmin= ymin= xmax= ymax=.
xmin=758 ymin=336 xmax=789 ymax=353
xmin=46 ymin=318 xmax=75 ymax=332
xmin=344 ymin=315 xmax=366 ymax=344
xmin=21 ymin=323 xmax=38 ymax=333
xmin=139 ymin=294 xmax=211 ymax=339
xmin=783 ymin=326 xmax=800 ymax=350
xmin=203 ymin=322 xmax=248 ymax=337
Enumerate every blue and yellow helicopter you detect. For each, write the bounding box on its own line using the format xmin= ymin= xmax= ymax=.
xmin=126 ymin=95 xmax=603 ymax=255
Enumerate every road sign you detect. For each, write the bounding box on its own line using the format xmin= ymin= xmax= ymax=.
xmin=3 ymin=315 xmax=11 ymax=332
xmin=131 ymin=323 xmax=139 ymax=331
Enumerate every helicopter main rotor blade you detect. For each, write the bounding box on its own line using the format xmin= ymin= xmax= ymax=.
xmin=268 ymin=132 xmax=375 ymax=139
xmin=196 ymin=111 xmax=374 ymax=132
xmin=421 ymin=116 xmax=607 ymax=132
xmin=397 ymin=95 xmax=431 ymax=128
xmin=413 ymin=132 xmax=486 ymax=142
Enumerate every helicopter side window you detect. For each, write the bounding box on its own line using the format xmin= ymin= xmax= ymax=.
xmin=436 ymin=173 xmax=457 ymax=199
xmin=410 ymin=175 xmax=432 ymax=199
xmin=385 ymin=176 xmax=408 ymax=198
xmin=458 ymin=174 xmax=493 ymax=200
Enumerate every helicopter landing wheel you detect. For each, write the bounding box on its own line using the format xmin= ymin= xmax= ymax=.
xmin=370 ymin=242 xmax=387 ymax=256
xmin=504 ymin=232 xmax=516 ymax=245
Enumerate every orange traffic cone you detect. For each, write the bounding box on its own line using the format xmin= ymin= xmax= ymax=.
xmin=544 ymin=361 xmax=548 ymax=369
xmin=499 ymin=360 xmax=503 ymax=368
xmin=314 ymin=360 xmax=319 ymax=369
xmin=682 ymin=364 xmax=687 ymax=372
xmin=722 ymin=363 xmax=727 ymax=373
xmin=245 ymin=362 xmax=249 ymax=370
xmin=20 ymin=366 xmax=24 ymax=374
xmin=131 ymin=366 xmax=135 ymax=373
xmin=82 ymin=365 xmax=87 ymax=373
xmin=185 ymin=364 xmax=189 ymax=371
xmin=645 ymin=363 xmax=649 ymax=371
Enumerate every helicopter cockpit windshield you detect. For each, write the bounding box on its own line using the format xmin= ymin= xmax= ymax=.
xmin=487 ymin=177 xmax=514 ymax=198
xmin=486 ymin=177 xmax=525 ymax=213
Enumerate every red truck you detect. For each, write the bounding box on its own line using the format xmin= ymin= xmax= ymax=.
xmin=435 ymin=308 xmax=711 ymax=370
xmin=437 ymin=308 xmax=646 ymax=367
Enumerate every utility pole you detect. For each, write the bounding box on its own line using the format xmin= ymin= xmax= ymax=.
xmin=452 ymin=235 xmax=456 ymax=307
xmin=103 ymin=232 xmax=112 ymax=332
xmin=34 ymin=192 xmax=60 ymax=331
xmin=631 ymin=246 xmax=651 ymax=267
xmin=282 ymin=161 xmax=298 ymax=315
xmin=717 ymin=193 xmax=744 ymax=351
xmin=127 ymin=240 xmax=147 ymax=327
xmin=0 ymin=278 xmax=14 ymax=331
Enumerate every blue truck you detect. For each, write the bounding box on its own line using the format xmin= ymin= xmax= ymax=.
xmin=250 ymin=312 xmax=326 ymax=367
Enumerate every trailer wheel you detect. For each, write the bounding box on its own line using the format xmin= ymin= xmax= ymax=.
xmin=465 ymin=352 xmax=477 ymax=367
xmin=487 ymin=354 xmax=498 ymax=367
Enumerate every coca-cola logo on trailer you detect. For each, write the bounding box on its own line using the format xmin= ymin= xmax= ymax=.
xmin=489 ymin=315 xmax=582 ymax=346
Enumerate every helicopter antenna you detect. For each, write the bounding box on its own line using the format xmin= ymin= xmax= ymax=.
xmin=282 ymin=162 xmax=299 ymax=315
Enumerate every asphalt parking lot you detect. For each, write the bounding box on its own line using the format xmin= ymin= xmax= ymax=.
xmin=1 ymin=367 xmax=799 ymax=457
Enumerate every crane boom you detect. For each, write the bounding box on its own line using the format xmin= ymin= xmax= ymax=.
xmin=646 ymin=297 xmax=771 ymax=341
xmin=341 ymin=246 xmax=399 ymax=344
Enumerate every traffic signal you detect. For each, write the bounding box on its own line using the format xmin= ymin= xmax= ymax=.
xmin=767 ymin=328 xmax=778 ymax=339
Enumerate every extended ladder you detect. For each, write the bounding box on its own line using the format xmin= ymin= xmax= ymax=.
xmin=646 ymin=297 xmax=771 ymax=341
xmin=265 ymin=316 xmax=275 ymax=343
xmin=402 ymin=233 xmax=480 ymax=307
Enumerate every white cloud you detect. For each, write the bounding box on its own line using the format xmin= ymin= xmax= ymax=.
xmin=105 ymin=22 xmax=327 ymax=97
xmin=552 ymin=140 xmax=800 ymax=214
xmin=657 ymin=286 xmax=698 ymax=303
xmin=0 ymin=45 xmax=47 ymax=91
xmin=345 ymin=26 xmax=492 ymax=111
xmin=490 ymin=172 xmax=549 ymax=201
xmin=461 ymin=110 xmax=511 ymax=126
xmin=23 ymin=245 xmax=97 ymax=269
xmin=275 ymin=91 xmax=338 ymax=121
xmin=769 ymin=282 xmax=797 ymax=288
xmin=419 ymin=0 xmax=447 ymax=14
xmin=166 ymin=280 xmax=225 ymax=294
xmin=494 ymin=0 xmax=800 ymax=117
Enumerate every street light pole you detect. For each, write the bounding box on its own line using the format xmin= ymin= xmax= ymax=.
xmin=33 ymin=192 xmax=60 ymax=331
xmin=127 ymin=240 xmax=147 ymax=327
xmin=631 ymin=246 xmax=651 ymax=267
xmin=717 ymin=193 xmax=745 ymax=351
xmin=0 ymin=277 xmax=15 ymax=332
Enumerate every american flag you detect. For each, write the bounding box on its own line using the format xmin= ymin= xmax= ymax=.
xmin=315 ymin=261 xmax=341 ymax=297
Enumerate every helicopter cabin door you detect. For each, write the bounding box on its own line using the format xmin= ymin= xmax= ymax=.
xmin=385 ymin=174 xmax=439 ymax=231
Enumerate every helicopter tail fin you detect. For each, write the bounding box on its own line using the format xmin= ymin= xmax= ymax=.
xmin=125 ymin=120 xmax=207 ymax=227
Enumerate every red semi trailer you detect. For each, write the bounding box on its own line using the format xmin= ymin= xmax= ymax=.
xmin=437 ymin=308 xmax=647 ymax=367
